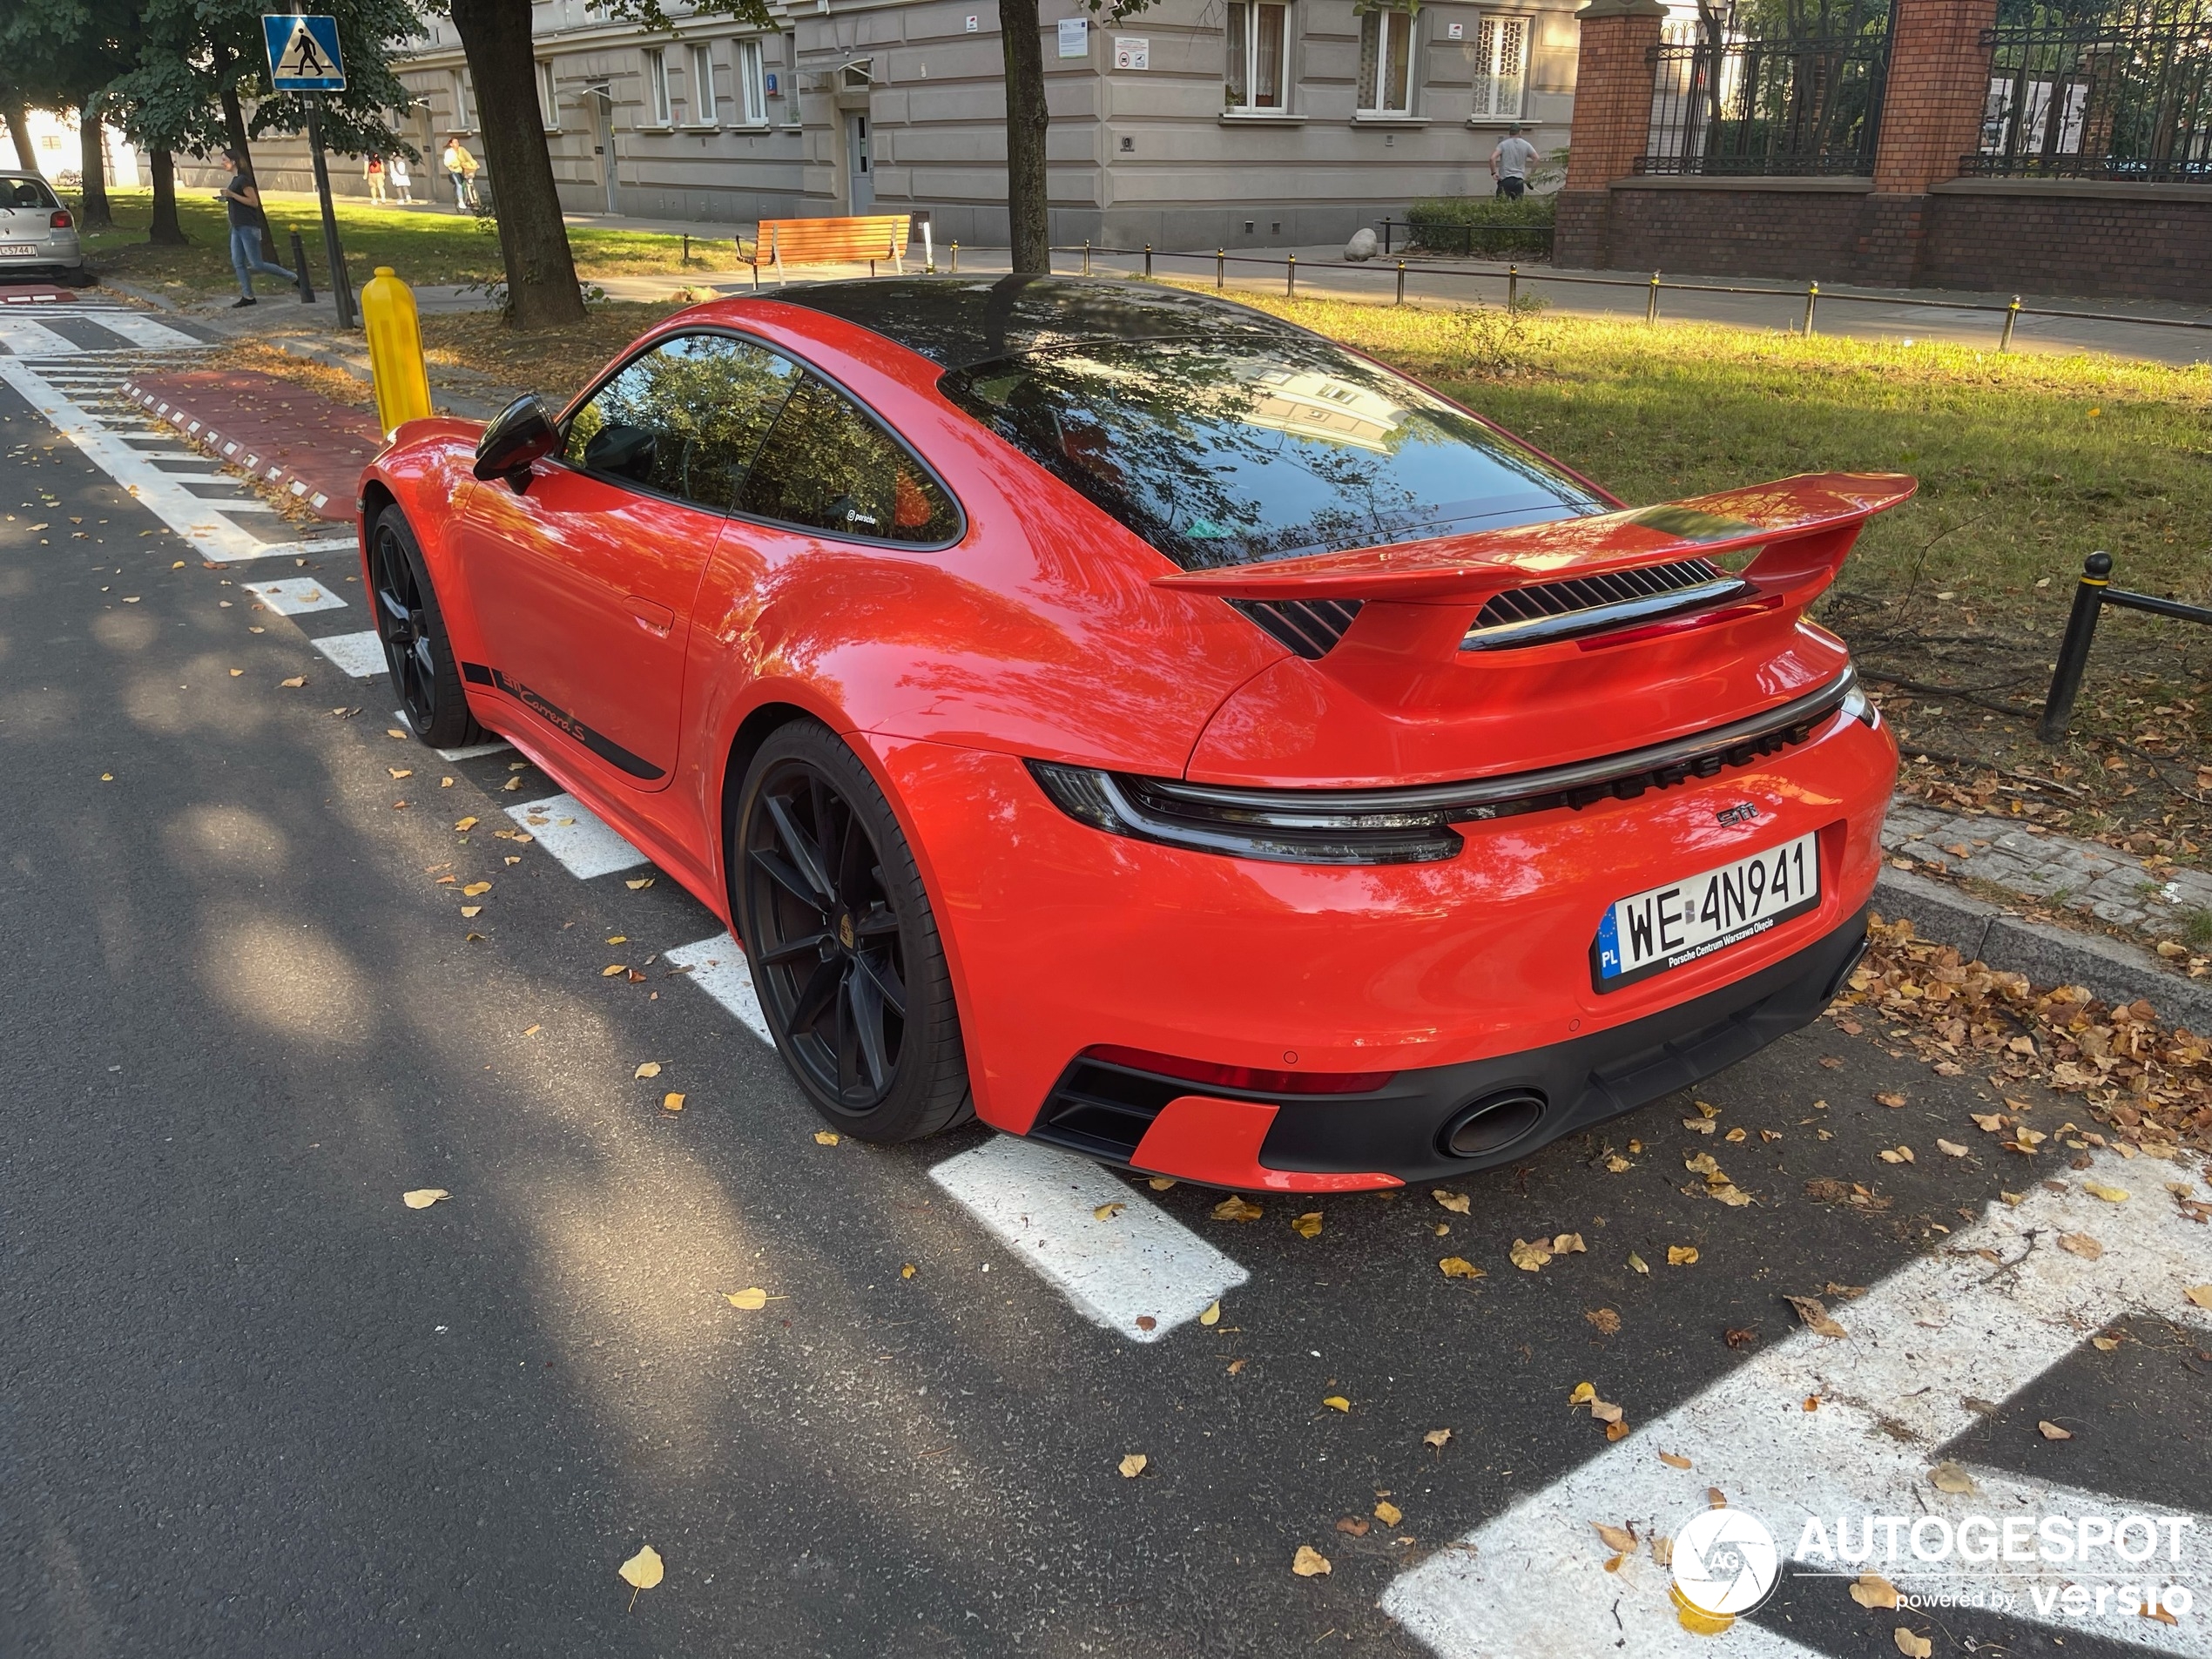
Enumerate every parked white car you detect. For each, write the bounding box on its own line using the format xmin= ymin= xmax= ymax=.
xmin=0 ymin=173 xmax=90 ymax=286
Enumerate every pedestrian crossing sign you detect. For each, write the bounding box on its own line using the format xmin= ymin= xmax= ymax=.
xmin=263 ymin=15 xmax=347 ymax=91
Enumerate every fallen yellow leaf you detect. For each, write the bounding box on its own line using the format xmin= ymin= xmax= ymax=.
xmin=1291 ymin=1546 xmax=1332 ymax=1577
xmin=1552 ymin=1232 xmax=1587 ymax=1254
xmin=1374 ymin=1500 xmax=1403 ymax=1527
xmin=1936 ymin=1139 xmax=1969 ymax=1158
xmin=725 ymin=1287 xmax=768 ymax=1309
xmin=279 ymin=675 xmax=306 ymax=688
xmin=1432 ymin=1189 xmax=1471 ymax=1215
xmin=1785 ymin=1295 xmax=1847 ymax=1339
xmin=1322 ymin=1395 xmax=1350 ymax=1413
xmin=388 ymin=767 xmax=414 ymax=780
xmin=662 ymin=1092 xmax=685 ymax=1112
xmin=1095 ymin=1202 xmax=1126 ymax=1221
xmin=1211 ymin=1195 xmax=1262 ymax=1223
xmin=1878 ymin=1145 xmax=1914 ymax=1164
xmin=2093 ymin=1335 xmax=2121 ymax=1352
xmin=1568 ymin=1381 xmax=1596 ymax=1405
xmin=1895 ymin=1627 xmax=1932 ymax=1658
xmin=1929 ymin=1461 xmax=1977 ymax=1494
xmin=625 ymin=877 xmax=654 ymax=890
xmin=1667 ymin=1245 xmax=1699 ymax=1266
xmin=1509 ymin=1238 xmax=1553 ymax=1271
xmin=2057 ymin=1231 xmax=2102 ymax=1260
xmin=1604 ymin=1156 xmax=1633 ymax=1172
xmin=1147 ymin=1176 xmax=1176 ymax=1190
xmin=601 ymin=964 xmax=627 ymax=977
xmin=459 ymin=906 xmax=482 ymax=918
xmin=1658 ymin=1451 xmax=1693 ymax=1470
xmin=1423 ymin=1428 xmax=1452 ymax=1450
xmin=1118 ymin=1453 xmax=1148 ymax=1478
xmin=1628 ymin=1251 xmax=1649 ymax=1274
xmin=1850 ymin=1573 xmax=1899 ymax=1610
xmin=401 ymin=1188 xmax=449 ymax=1209
xmin=2084 ymin=1183 xmax=2129 ymax=1203
xmin=2184 ymin=1285 xmax=2212 ymax=1310
xmin=618 ymin=1543 xmax=664 ymax=1594
xmin=813 ymin=1130 xmax=840 ymax=1146
xmin=1291 ymin=1211 xmax=1323 ymax=1238
xmin=635 ymin=1062 xmax=663 ymax=1079
xmin=1198 ymin=1299 xmax=1221 ymax=1325
xmin=1593 ymin=1521 xmax=1636 ymax=1552
xmin=2038 ymin=1420 xmax=2073 ymax=1440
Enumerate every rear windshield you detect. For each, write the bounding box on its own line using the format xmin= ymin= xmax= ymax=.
xmin=940 ymin=334 xmax=1607 ymax=568
xmin=3 ymin=178 xmax=60 ymax=211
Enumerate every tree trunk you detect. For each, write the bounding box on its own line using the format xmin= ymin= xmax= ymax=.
xmin=78 ymin=108 xmax=113 ymax=232
xmin=448 ymin=0 xmax=585 ymax=329
xmin=148 ymin=149 xmax=187 ymax=245
xmin=2 ymin=92 xmax=37 ymax=178
xmin=998 ymin=0 xmax=1050 ymax=272
xmin=219 ymin=84 xmax=284 ymax=264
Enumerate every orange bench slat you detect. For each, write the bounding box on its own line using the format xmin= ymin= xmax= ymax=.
xmin=759 ymin=216 xmax=911 ymax=264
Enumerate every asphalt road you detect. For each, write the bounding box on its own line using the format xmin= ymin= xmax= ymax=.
xmin=3 ymin=354 xmax=2209 ymax=1659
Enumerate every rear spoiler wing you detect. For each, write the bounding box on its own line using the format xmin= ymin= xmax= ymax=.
xmin=1152 ymin=472 xmax=1916 ymax=611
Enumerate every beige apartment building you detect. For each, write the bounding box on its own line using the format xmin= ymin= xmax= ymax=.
xmin=240 ymin=0 xmax=1576 ymax=250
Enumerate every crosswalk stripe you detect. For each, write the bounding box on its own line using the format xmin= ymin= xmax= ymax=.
xmin=0 ymin=316 xmax=81 ymax=355
xmin=664 ymin=933 xmax=774 ymax=1045
xmin=243 ymin=577 xmax=348 ymax=615
xmin=74 ymin=311 xmax=206 ymax=351
xmin=503 ymin=792 xmax=651 ymax=880
xmin=930 ymin=1136 xmax=1251 ymax=1345
xmin=310 ymin=630 xmax=388 ymax=678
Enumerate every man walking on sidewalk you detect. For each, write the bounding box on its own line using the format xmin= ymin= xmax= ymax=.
xmin=1489 ymin=125 xmax=1538 ymax=199
xmin=214 ymin=147 xmax=298 ymax=308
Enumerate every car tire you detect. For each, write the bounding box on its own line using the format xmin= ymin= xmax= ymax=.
xmin=368 ymin=505 xmax=488 ymax=751
xmin=734 ymin=720 xmax=974 ymax=1143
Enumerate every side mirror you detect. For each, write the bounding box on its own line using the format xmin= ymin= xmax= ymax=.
xmin=473 ymin=394 xmax=559 ymax=486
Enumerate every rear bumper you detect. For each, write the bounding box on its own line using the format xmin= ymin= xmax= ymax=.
xmin=1034 ymin=906 xmax=1866 ymax=1189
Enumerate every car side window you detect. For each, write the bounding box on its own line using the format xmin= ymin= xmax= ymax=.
xmin=563 ymin=333 xmax=802 ymax=511
xmin=736 ymin=374 xmax=959 ymax=543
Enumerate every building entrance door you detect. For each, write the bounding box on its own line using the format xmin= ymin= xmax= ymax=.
xmin=846 ymin=112 xmax=873 ymax=212
xmin=589 ymin=86 xmax=617 ymax=213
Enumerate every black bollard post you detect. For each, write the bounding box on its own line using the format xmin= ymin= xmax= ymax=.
xmin=2038 ymin=552 xmax=2113 ymax=744
xmin=291 ymin=230 xmax=315 ymax=302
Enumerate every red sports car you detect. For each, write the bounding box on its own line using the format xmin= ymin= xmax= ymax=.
xmin=359 ymin=276 xmax=1911 ymax=1191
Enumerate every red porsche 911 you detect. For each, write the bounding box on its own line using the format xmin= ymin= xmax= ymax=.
xmin=358 ymin=276 xmax=1912 ymax=1191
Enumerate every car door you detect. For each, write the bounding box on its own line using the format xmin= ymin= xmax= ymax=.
xmin=455 ymin=331 xmax=804 ymax=791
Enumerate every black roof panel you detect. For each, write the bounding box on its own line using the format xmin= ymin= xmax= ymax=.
xmin=768 ymin=275 xmax=1299 ymax=369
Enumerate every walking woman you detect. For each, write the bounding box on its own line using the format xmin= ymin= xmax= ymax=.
xmin=214 ymin=147 xmax=299 ymax=308
xmin=364 ymin=153 xmax=388 ymax=204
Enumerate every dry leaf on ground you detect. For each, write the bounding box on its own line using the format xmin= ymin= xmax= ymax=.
xmin=1118 ymin=1453 xmax=1148 ymax=1478
xmin=1894 ymin=1628 xmax=1932 ymax=1658
xmin=1592 ymin=1521 xmax=1636 ymax=1552
xmin=1878 ymin=1145 xmax=1915 ymax=1164
xmin=1439 ymin=1256 xmax=1485 ymax=1280
xmin=1876 ymin=1091 xmax=1907 ymax=1108
xmin=1094 ymin=1202 xmax=1125 ymax=1220
xmin=2057 ymin=1231 xmax=2102 ymax=1259
xmin=1291 ymin=1546 xmax=1332 ymax=1577
xmin=1322 ymin=1395 xmax=1351 ymax=1413
xmin=1423 ymin=1428 xmax=1453 ymax=1450
xmin=725 ymin=1287 xmax=769 ymax=1310
xmin=662 ymin=1092 xmax=685 ymax=1112
xmin=1659 ymin=1451 xmax=1693 ymax=1470
xmin=1785 ymin=1296 xmax=1847 ymax=1339
xmin=1375 ymin=1500 xmax=1404 ymax=1526
xmin=619 ymin=1544 xmax=664 ymax=1592
xmin=634 ymin=1062 xmax=662 ymax=1079
xmin=1212 ymin=1195 xmax=1262 ymax=1223
xmin=401 ymin=1188 xmax=449 ymax=1209
xmin=1628 ymin=1251 xmax=1650 ymax=1274
xmin=1433 ymin=1189 xmax=1471 ymax=1215
xmin=1199 ymin=1299 xmax=1221 ymax=1325
xmin=1291 ymin=1211 xmax=1323 ymax=1238
xmin=2084 ymin=1182 xmax=2130 ymax=1203
xmin=2038 ymin=1420 xmax=2074 ymax=1440
xmin=814 ymin=1130 xmax=840 ymax=1145
xmin=1667 ymin=1245 xmax=1699 ymax=1266
xmin=1552 ymin=1232 xmax=1587 ymax=1254
xmin=1509 ymin=1238 xmax=1553 ymax=1271
xmin=1586 ymin=1308 xmax=1622 ymax=1335
xmin=2187 ymin=1285 xmax=2212 ymax=1310
xmin=1929 ymin=1461 xmax=1977 ymax=1494
xmin=1936 ymin=1139 xmax=1970 ymax=1157
xmin=1850 ymin=1573 xmax=1900 ymax=1609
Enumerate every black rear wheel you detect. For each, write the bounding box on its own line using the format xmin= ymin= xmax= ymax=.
xmin=368 ymin=506 xmax=485 ymax=751
xmin=735 ymin=722 xmax=972 ymax=1142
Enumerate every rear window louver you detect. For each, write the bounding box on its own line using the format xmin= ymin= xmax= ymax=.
xmin=1228 ymin=558 xmax=1746 ymax=660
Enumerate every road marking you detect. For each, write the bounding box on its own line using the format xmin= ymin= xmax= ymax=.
xmin=310 ymin=630 xmax=388 ymax=678
xmin=1383 ymin=1153 xmax=2212 ymax=1658
xmin=243 ymin=577 xmax=347 ymax=616
xmin=72 ymin=311 xmax=205 ymax=351
xmin=179 ymin=493 xmax=280 ymax=511
xmin=291 ymin=536 xmax=359 ymax=554
xmin=504 ymin=792 xmax=649 ymax=880
xmin=0 ymin=316 xmax=81 ymax=355
xmin=664 ymin=933 xmax=773 ymax=1045
xmin=0 ymin=359 xmax=288 ymax=564
xmin=930 ymin=1136 xmax=1251 ymax=1345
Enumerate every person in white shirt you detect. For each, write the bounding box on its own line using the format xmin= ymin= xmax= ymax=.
xmin=1490 ymin=125 xmax=1540 ymax=199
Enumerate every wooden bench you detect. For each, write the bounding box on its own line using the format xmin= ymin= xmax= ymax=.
xmin=738 ymin=215 xmax=912 ymax=285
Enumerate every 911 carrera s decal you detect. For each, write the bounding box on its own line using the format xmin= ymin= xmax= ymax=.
xmin=461 ymin=661 xmax=665 ymax=781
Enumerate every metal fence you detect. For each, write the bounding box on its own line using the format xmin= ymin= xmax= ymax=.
xmin=1640 ymin=19 xmax=1890 ymax=175
xmin=1966 ymin=4 xmax=2212 ymax=181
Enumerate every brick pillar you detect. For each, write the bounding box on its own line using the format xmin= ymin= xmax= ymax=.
xmin=1855 ymin=0 xmax=1998 ymax=285
xmin=1557 ymin=0 xmax=1668 ymax=269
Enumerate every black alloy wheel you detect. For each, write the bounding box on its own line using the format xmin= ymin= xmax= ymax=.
xmin=737 ymin=722 xmax=972 ymax=1142
xmin=368 ymin=507 xmax=483 ymax=751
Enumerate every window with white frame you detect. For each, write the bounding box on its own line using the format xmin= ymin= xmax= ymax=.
xmin=449 ymin=70 xmax=473 ymax=129
xmin=644 ymin=48 xmax=673 ymax=126
xmin=782 ymin=32 xmax=802 ymax=123
xmin=736 ymin=38 xmax=767 ymax=124
xmin=536 ymin=60 xmax=559 ymax=129
xmin=1470 ymin=14 xmax=1527 ymax=118
xmin=1356 ymin=5 xmax=1418 ymax=115
xmin=687 ymin=44 xmax=718 ymax=124
xmin=1224 ymin=2 xmax=1290 ymax=112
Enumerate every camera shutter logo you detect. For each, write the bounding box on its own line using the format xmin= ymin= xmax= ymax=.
xmin=1671 ymin=1507 xmax=1781 ymax=1617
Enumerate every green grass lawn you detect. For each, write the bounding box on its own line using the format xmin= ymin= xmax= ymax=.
xmin=72 ymin=187 xmax=748 ymax=296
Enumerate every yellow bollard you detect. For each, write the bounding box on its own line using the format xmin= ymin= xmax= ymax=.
xmin=361 ymin=266 xmax=433 ymax=438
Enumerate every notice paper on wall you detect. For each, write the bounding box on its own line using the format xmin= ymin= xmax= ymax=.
xmin=1113 ymin=35 xmax=1149 ymax=69
xmin=1057 ymin=17 xmax=1088 ymax=56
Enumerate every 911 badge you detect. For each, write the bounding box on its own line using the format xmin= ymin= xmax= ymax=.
xmin=1714 ymin=801 xmax=1760 ymax=827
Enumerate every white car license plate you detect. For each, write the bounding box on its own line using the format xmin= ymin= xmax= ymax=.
xmin=0 ymin=244 xmax=39 ymax=256
xmin=1594 ymin=833 xmax=1819 ymax=990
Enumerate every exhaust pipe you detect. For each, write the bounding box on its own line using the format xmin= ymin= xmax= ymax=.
xmin=1440 ymin=1089 xmax=1547 ymax=1159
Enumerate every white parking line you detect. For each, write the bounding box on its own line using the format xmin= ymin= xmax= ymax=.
xmin=504 ymin=792 xmax=649 ymax=880
xmin=1383 ymin=1154 xmax=2212 ymax=1657
xmin=243 ymin=577 xmax=347 ymax=615
xmin=664 ymin=933 xmax=773 ymax=1046
xmin=310 ymin=630 xmax=388 ymax=678
xmin=930 ymin=1136 xmax=1251 ymax=1345
xmin=0 ymin=360 xmax=287 ymax=564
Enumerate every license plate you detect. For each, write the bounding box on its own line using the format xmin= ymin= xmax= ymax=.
xmin=0 ymin=245 xmax=38 ymax=255
xmin=1594 ymin=833 xmax=1819 ymax=990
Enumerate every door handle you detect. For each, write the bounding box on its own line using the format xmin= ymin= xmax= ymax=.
xmin=625 ymin=597 xmax=675 ymax=637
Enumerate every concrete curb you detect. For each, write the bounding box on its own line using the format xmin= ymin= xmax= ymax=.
xmin=1872 ymin=867 xmax=2212 ymax=1032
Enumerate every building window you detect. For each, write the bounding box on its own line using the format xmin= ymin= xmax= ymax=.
xmin=734 ymin=40 xmax=767 ymax=124
xmin=782 ymin=31 xmax=802 ymax=123
xmin=644 ymin=48 xmax=673 ymax=126
xmin=1471 ymin=14 xmax=1527 ymax=118
xmin=449 ymin=71 xmax=473 ymax=130
xmin=1357 ymin=6 xmax=1416 ymax=115
xmin=688 ymin=44 xmax=718 ymax=124
xmin=536 ymin=60 xmax=559 ymax=130
xmin=1224 ymin=2 xmax=1290 ymax=111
